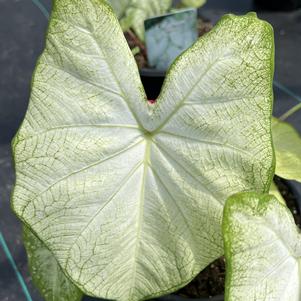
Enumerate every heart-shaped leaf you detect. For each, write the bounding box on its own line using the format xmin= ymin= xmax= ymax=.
xmin=272 ymin=117 xmax=301 ymax=182
xmin=223 ymin=192 xmax=301 ymax=301
xmin=12 ymin=1 xmax=274 ymax=300
xmin=23 ymin=226 xmax=83 ymax=301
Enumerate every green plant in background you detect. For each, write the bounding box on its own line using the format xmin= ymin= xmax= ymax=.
xmin=272 ymin=115 xmax=301 ymax=182
xmin=269 ymin=102 xmax=301 ymax=199
xmin=106 ymin=0 xmax=207 ymax=41
xmin=106 ymin=0 xmax=131 ymax=19
xmin=223 ymin=192 xmax=301 ymax=301
xmin=11 ymin=0 xmax=276 ymax=299
xmin=107 ymin=0 xmax=172 ymax=40
xmin=179 ymin=0 xmax=207 ymax=8
xmin=269 ymin=181 xmax=285 ymax=203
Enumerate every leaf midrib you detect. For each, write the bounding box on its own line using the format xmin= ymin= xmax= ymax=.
xmin=129 ymin=138 xmax=151 ymax=299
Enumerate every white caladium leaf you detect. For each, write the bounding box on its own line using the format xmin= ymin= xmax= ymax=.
xmin=12 ymin=1 xmax=274 ymax=299
xmin=272 ymin=117 xmax=301 ymax=182
xmin=223 ymin=192 xmax=301 ymax=301
xmin=23 ymin=226 xmax=83 ymax=301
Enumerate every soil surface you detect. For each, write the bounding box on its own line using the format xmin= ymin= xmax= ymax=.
xmin=125 ymin=18 xmax=213 ymax=70
xmin=174 ymin=176 xmax=300 ymax=298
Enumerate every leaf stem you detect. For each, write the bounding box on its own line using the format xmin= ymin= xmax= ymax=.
xmin=279 ymin=103 xmax=301 ymax=121
xmin=126 ymin=29 xmax=147 ymax=57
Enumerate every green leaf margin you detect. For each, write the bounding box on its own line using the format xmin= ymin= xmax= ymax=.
xmin=23 ymin=226 xmax=83 ymax=301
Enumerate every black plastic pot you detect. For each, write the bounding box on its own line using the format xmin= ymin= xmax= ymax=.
xmin=254 ymin=0 xmax=301 ymax=10
xmin=140 ymin=69 xmax=166 ymax=100
xmin=287 ymin=180 xmax=301 ymax=212
xmin=156 ymin=294 xmax=224 ymax=301
xmin=84 ymin=292 xmax=224 ymax=301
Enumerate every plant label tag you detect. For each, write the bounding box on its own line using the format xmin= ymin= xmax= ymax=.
xmin=144 ymin=8 xmax=198 ymax=71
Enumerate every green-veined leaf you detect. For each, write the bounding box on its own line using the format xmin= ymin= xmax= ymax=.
xmin=23 ymin=226 xmax=82 ymax=301
xmin=12 ymin=2 xmax=274 ymax=300
xmin=180 ymin=0 xmax=206 ymax=9
xmin=223 ymin=192 xmax=301 ymax=301
xmin=272 ymin=117 xmax=301 ymax=182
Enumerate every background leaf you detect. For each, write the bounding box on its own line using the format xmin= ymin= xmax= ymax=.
xmin=180 ymin=0 xmax=206 ymax=8
xmin=12 ymin=3 xmax=275 ymax=300
xmin=23 ymin=226 xmax=82 ymax=301
xmin=223 ymin=192 xmax=301 ymax=301
xmin=272 ymin=117 xmax=301 ymax=182
xmin=269 ymin=181 xmax=285 ymax=204
xmin=106 ymin=0 xmax=131 ymax=19
xmin=111 ymin=0 xmax=172 ymax=40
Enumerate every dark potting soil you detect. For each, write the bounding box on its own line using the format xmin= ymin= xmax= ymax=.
xmin=176 ymin=257 xmax=226 ymax=298
xmin=173 ymin=177 xmax=300 ymax=299
xmin=124 ymin=18 xmax=213 ymax=70
xmin=274 ymin=176 xmax=301 ymax=227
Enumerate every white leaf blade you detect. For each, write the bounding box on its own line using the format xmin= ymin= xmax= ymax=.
xmin=12 ymin=3 xmax=275 ymax=300
xmin=223 ymin=192 xmax=301 ymax=301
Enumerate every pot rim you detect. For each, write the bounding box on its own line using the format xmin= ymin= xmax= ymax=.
xmin=140 ymin=68 xmax=166 ymax=78
xmin=156 ymin=294 xmax=224 ymax=301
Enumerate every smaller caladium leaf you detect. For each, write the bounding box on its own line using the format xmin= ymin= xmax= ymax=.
xmin=269 ymin=181 xmax=285 ymax=204
xmin=23 ymin=226 xmax=83 ymax=301
xmin=272 ymin=117 xmax=301 ymax=182
xmin=118 ymin=0 xmax=172 ymax=40
xmin=107 ymin=0 xmax=131 ymax=19
xmin=223 ymin=192 xmax=301 ymax=301
xmin=180 ymin=0 xmax=206 ymax=8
